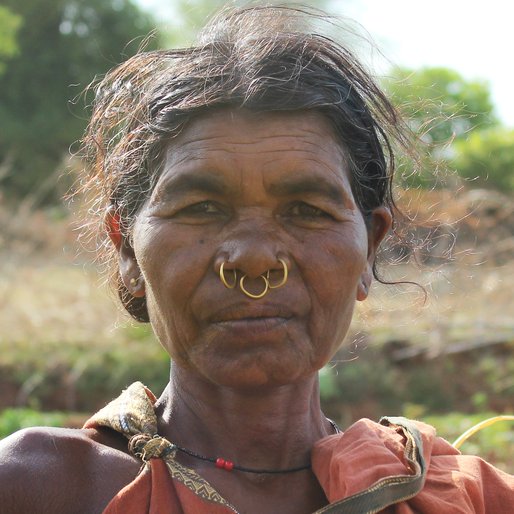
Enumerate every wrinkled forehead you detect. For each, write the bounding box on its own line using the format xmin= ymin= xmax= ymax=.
xmin=160 ymin=108 xmax=350 ymax=177
xmin=148 ymin=108 xmax=357 ymax=211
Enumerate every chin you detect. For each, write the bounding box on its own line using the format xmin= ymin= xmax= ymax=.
xmin=187 ymin=343 xmax=325 ymax=390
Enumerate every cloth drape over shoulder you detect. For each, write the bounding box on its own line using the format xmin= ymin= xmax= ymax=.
xmin=83 ymin=383 xmax=514 ymax=513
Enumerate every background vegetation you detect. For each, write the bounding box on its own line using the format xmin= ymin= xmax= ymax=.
xmin=0 ymin=0 xmax=160 ymax=202
xmin=1 ymin=0 xmax=513 ymax=472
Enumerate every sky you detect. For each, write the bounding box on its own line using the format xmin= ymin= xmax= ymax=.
xmin=337 ymin=0 xmax=513 ymax=127
xmin=136 ymin=0 xmax=513 ymax=127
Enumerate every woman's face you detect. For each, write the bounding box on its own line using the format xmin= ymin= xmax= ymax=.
xmin=124 ymin=109 xmax=390 ymax=389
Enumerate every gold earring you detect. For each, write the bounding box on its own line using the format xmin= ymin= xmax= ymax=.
xmin=219 ymin=262 xmax=237 ymax=289
xmin=130 ymin=276 xmax=143 ymax=289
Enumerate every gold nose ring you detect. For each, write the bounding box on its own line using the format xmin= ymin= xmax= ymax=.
xmin=219 ymin=262 xmax=237 ymax=289
xmin=219 ymin=259 xmax=289 ymax=299
xmin=267 ymin=258 xmax=288 ymax=289
xmin=239 ymin=274 xmax=269 ymax=299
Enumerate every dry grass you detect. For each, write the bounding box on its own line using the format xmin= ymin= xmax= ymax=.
xmin=354 ymin=260 xmax=514 ymax=349
xmin=0 ymin=263 xmax=126 ymax=346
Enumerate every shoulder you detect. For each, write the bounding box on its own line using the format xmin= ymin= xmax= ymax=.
xmin=0 ymin=426 xmax=141 ymax=514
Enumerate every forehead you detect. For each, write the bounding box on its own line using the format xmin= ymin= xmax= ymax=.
xmin=162 ymin=108 xmax=348 ymax=177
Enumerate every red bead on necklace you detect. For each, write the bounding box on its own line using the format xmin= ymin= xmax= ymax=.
xmin=215 ymin=457 xmax=235 ymax=471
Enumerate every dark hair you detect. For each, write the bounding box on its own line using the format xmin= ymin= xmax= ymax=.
xmin=80 ymin=5 xmax=412 ymax=322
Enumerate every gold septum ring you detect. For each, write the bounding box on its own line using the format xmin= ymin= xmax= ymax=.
xmin=219 ymin=259 xmax=288 ymax=299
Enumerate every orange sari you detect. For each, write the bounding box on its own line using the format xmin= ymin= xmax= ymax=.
xmin=84 ymin=383 xmax=514 ymax=513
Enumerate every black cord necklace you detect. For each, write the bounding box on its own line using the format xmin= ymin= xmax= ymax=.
xmin=174 ymin=444 xmax=311 ymax=474
xmin=171 ymin=419 xmax=341 ymax=474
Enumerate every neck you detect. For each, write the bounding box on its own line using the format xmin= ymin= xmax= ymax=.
xmin=154 ymin=365 xmax=333 ymax=472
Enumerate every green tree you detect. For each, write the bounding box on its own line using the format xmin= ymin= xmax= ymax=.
xmin=383 ymin=67 xmax=501 ymax=188
xmin=452 ymin=128 xmax=514 ymax=191
xmin=384 ymin=67 xmax=498 ymax=147
xmin=0 ymin=6 xmax=22 ymax=76
xmin=0 ymin=0 xmax=159 ymax=202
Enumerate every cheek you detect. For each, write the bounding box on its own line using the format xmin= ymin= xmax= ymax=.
xmin=305 ymin=226 xmax=368 ymax=295
xmin=303 ymin=227 xmax=368 ymax=350
xmin=136 ymin=220 xmax=208 ymax=289
xmin=133 ymin=220 xmax=213 ymax=352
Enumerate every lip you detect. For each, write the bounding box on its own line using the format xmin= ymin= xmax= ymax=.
xmin=208 ymin=302 xmax=295 ymax=324
xmin=213 ymin=316 xmax=291 ymax=335
xmin=206 ymin=302 xmax=295 ymax=336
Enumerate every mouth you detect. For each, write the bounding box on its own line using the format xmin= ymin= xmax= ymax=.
xmin=208 ymin=303 xmax=294 ymax=334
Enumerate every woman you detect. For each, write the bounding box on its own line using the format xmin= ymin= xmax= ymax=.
xmin=1 ymin=5 xmax=513 ymax=513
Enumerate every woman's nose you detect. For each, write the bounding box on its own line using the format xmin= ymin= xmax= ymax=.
xmin=214 ymin=225 xmax=289 ymax=279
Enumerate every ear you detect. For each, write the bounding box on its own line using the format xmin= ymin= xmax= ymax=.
xmin=105 ymin=209 xmax=146 ymax=299
xmin=105 ymin=208 xmax=122 ymax=250
xmin=357 ymin=206 xmax=392 ymax=302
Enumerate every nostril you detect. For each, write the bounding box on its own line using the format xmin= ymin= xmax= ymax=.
xmin=214 ymin=254 xmax=235 ymax=274
xmin=219 ymin=261 xmax=238 ymax=289
xmin=214 ymin=243 xmax=290 ymax=283
xmin=267 ymin=258 xmax=289 ymax=289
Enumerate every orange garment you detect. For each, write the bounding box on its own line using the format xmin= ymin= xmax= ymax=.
xmin=97 ymin=459 xmax=235 ymax=514
xmin=85 ymin=383 xmax=514 ymax=513
xmin=313 ymin=419 xmax=514 ymax=513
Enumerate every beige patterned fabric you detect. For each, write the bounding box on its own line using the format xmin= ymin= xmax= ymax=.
xmin=84 ymin=382 xmax=233 ymax=508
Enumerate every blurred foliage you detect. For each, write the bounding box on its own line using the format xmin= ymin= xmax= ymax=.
xmin=0 ymin=0 xmax=160 ymax=203
xmin=383 ymin=67 xmax=514 ymax=190
xmin=0 ymin=6 xmax=22 ymax=75
xmin=320 ymin=340 xmax=514 ymax=422
xmin=162 ymin=0 xmax=232 ymax=47
xmin=452 ymin=128 xmax=514 ymax=191
xmin=1 ymin=0 xmax=513 ymax=198
xmin=0 ymin=324 xmax=168 ymax=412
xmin=0 ymin=408 xmax=67 ymax=439
xmin=3 ymin=327 xmax=512 ymax=423
xmin=384 ymin=67 xmax=497 ymax=147
xmin=424 ymin=412 xmax=514 ymax=473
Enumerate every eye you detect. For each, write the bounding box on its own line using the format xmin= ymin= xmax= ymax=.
xmin=184 ymin=201 xmax=220 ymax=213
xmin=288 ymin=202 xmax=333 ymax=220
xmin=175 ymin=200 xmax=225 ymax=218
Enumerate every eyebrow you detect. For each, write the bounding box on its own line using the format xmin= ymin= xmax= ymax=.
xmin=153 ymin=169 xmax=349 ymax=205
xmin=268 ymin=175 xmax=346 ymax=204
xmin=154 ymin=171 xmax=228 ymax=202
